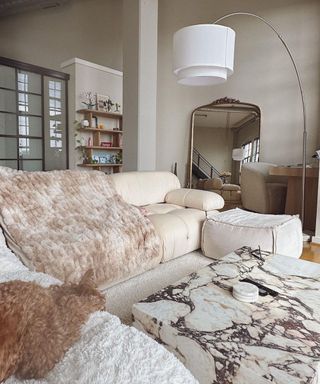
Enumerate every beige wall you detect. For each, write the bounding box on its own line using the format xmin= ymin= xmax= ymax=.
xmin=1 ymin=0 xmax=319 ymax=186
xmin=194 ymin=127 xmax=233 ymax=174
xmin=157 ymin=0 xmax=320 ymax=185
xmin=0 ymin=0 xmax=122 ymax=72
xmin=234 ymin=120 xmax=260 ymax=149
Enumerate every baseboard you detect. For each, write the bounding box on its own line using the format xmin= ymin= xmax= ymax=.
xmin=311 ymin=236 xmax=320 ymax=244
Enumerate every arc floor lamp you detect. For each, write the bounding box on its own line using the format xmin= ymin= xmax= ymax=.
xmin=173 ymin=12 xmax=307 ymax=225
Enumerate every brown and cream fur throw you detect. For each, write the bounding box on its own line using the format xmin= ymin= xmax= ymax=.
xmin=0 ymin=168 xmax=161 ymax=287
xmin=0 ymin=270 xmax=105 ymax=381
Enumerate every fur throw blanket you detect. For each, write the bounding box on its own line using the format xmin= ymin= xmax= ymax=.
xmin=0 ymin=237 xmax=198 ymax=384
xmin=0 ymin=167 xmax=161 ymax=287
xmin=0 ymin=270 xmax=106 ymax=381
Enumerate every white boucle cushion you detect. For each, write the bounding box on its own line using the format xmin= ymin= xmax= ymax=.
xmin=202 ymin=208 xmax=303 ymax=259
xmin=111 ymin=171 xmax=181 ymax=206
xmin=165 ymin=188 xmax=224 ymax=211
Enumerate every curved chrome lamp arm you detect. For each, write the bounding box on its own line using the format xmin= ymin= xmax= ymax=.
xmin=214 ymin=12 xmax=306 ymax=224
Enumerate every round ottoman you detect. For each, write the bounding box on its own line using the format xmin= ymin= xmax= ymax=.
xmin=201 ymin=208 xmax=303 ymax=259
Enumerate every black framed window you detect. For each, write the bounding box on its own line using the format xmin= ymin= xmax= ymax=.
xmin=241 ymin=137 xmax=260 ymax=165
xmin=0 ymin=57 xmax=69 ymax=171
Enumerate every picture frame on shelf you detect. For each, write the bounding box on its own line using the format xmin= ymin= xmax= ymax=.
xmin=96 ymin=94 xmax=109 ymax=111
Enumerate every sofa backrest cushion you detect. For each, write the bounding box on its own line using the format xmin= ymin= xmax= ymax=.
xmin=110 ymin=171 xmax=181 ymax=206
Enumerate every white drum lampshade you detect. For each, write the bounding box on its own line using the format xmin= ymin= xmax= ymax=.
xmin=173 ymin=24 xmax=236 ymax=86
xmin=232 ymin=148 xmax=245 ymax=161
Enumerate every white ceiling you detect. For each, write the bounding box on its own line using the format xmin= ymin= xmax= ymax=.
xmin=0 ymin=0 xmax=69 ymax=17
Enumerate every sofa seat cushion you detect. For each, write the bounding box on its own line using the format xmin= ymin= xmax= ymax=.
xmin=148 ymin=208 xmax=207 ymax=262
xmin=144 ymin=203 xmax=183 ymax=215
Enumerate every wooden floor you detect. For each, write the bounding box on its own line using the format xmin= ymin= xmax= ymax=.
xmin=301 ymin=242 xmax=320 ymax=264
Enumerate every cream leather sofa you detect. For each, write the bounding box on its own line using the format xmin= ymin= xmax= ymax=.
xmin=111 ymin=171 xmax=224 ymax=262
xmin=240 ymin=162 xmax=287 ymax=214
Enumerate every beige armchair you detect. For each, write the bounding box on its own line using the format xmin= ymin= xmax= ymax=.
xmin=197 ymin=178 xmax=242 ymax=211
xmin=240 ymin=162 xmax=287 ymax=214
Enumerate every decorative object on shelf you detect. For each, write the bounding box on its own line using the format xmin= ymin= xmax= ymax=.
xmin=115 ymin=152 xmax=122 ymax=164
xmin=92 ymin=116 xmax=98 ymax=128
xmin=106 ymin=97 xmax=114 ymax=112
xmin=172 ymin=12 xmax=307 ymax=226
xmin=98 ymin=123 xmax=105 ymax=129
xmin=87 ymin=137 xmax=92 ymax=147
xmin=101 ymin=141 xmax=112 ymax=148
xmin=96 ymin=94 xmax=109 ymax=111
xmin=99 ymin=156 xmax=108 ymax=164
xmin=114 ymin=102 xmax=121 ymax=113
xmin=75 ymin=133 xmax=89 ymax=164
xmin=79 ymin=91 xmax=96 ymax=109
xmin=92 ymin=155 xmax=99 ymax=164
xmin=80 ymin=119 xmax=90 ymax=128
xmin=96 ymin=94 xmax=117 ymax=112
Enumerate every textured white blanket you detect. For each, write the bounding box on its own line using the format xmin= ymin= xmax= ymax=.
xmin=0 ymin=233 xmax=198 ymax=384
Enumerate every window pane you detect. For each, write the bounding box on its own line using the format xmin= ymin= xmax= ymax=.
xmin=0 ymin=137 xmax=17 ymax=159
xmin=21 ymin=160 xmax=42 ymax=171
xmin=0 ymin=89 xmax=16 ymax=113
xmin=17 ymin=70 xmax=41 ymax=94
xmin=0 ymin=160 xmax=17 ymax=169
xmin=19 ymin=138 xmax=42 ymax=158
xmin=0 ymin=113 xmax=16 ymax=135
xmin=18 ymin=93 xmax=41 ymax=115
xmin=18 ymin=115 xmax=42 ymax=137
xmin=0 ymin=65 xmax=16 ymax=90
xmin=44 ymin=76 xmax=67 ymax=170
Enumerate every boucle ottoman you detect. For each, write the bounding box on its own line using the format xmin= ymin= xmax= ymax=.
xmin=201 ymin=208 xmax=303 ymax=259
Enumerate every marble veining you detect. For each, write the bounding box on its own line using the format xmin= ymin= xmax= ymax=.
xmin=133 ymin=247 xmax=320 ymax=384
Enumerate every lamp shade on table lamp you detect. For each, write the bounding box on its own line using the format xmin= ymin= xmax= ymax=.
xmin=232 ymin=148 xmax=245 ymax=161
xmin=173 ymin=24 xmax=236 ymax=86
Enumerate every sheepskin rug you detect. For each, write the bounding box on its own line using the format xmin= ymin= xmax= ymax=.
xmin=0 ymin=235 xmax=198 ymax=384
xmin=0 ymin=167 xmax=161 ymax=287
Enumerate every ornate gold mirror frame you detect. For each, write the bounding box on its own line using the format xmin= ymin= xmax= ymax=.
xmin=187 ymin=97 xmax=261 ymax=188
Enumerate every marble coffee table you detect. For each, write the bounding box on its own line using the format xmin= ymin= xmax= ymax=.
xmin=132 ymin=247 xmax=320 ymax=384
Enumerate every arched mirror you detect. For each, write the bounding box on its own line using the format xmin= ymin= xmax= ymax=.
xmin=188 ymin=97 xmax=261 ymax=210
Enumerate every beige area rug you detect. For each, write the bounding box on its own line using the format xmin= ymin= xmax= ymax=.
xmin=104 ymin=251 xmax=211 ymax=324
